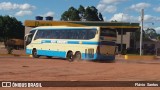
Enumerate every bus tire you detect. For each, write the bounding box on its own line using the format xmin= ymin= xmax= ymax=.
xmin=32 ymin=49 xmax=40 ymax=58
xmin=73 ymin=51 xmax=81 ymax=61
xmin=66 ymin=51 xmax=73 ymax=62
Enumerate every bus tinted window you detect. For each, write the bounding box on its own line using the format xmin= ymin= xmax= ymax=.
xmin=34 ymin=30 xmax=44 ymax=40
xmin=88 ymin=30 xmax=96 ymax=39
xmin=30 ymin=30 xmax=36 ymax=34
xmin=34 ymin=29 xmax=96 ymax=40
xmin=100 ymin=28 xmax=117 ymax=37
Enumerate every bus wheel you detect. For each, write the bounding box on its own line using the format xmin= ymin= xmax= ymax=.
xmin=66 ymin=51 xmax=73 ymax=62
xmin=73 ymin=52 xmax=81 ymax=61
xmin=32 ymin=49 xmax=40 ymax=58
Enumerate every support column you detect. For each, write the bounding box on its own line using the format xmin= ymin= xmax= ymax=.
xmin=120 ymin=29 xmax=123 ymax=53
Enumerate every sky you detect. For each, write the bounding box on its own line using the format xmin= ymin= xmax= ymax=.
xmin=0 ymin=0 xmax=160 ymax=33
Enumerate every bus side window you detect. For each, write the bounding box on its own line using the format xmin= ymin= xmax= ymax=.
xmin=65 ymin=30 xmax=69 ymax=39
xmin=88 ymin=30 xmax=96 ymax=39
xmin=40 ymin=30 xmax=45 ymax=39
xmin=81 ymin=30 xmax=87 ymax=39
xmin=59 ymin=30 xmax=64 ymax=39
xmin=69 ymin=30 xmax=74 ymax=39
xmin=50 ymin=30 xmax=55 ymax=39
xmin=55 ymin=30 xmax=60 ymax=39
xmin=73 ymin=30 xmax=78 ymax=39
xmin=62 ymin=30 xmax=68 ymax=39
xmin=78 ymin=31 xmax=83 ymax=39
xmin=45 ymin=30 xmax=52 ymax=39
xmin=60 ymin=30 xmax=66 ymax=39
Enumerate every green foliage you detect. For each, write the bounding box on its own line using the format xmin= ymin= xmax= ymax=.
xmin=61 ymin=11 xmax=69 ymax=21
xmin=99 ymin=13 xmax=104 ymax=21
xmin=61 ymin=5 xmax=104 ymax=21
xmin=68 ymin=7 xmax=80 ymax=21
xmin=78 ymin=5 xmax=85 ymax=19
xmin=0 ymin=15 xmax=24 ymax=42
xmin=145 ymin=28 xmax=157 ymax=40
xmin=84 ymin=6 xmax=100 ymax=21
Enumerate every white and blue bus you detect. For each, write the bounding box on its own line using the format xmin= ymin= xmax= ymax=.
xmin=25 ymin=26 xmax=117 ymax=61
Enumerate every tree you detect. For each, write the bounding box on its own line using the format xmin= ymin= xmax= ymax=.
xmin=61 ymin=11 xmax=69 ymax=21
xmin=0 ymin=15 xmax=24 ymax=42
xmin=0 ymin=15 xmax=4 ymax=41
xmin=61 ymin=7 xmax=80 ymax=21
xmin=61 ymin=5 xmax=104 ymax=21
xmin=145 ymin=28 xmax=157 ymax=40
xmin=99 ymin=13 xmax=104 ymax=21
xmin=78 ymin=5 xmax=85 ymax=20
xmin=68 ymin=7 xmax=80 ymax=21
xmin=84 ymin=6 xmax=100 ymax=21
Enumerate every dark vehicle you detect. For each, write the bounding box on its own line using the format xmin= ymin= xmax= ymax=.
xmin=5 ymin=39 xmax=24 ymax=50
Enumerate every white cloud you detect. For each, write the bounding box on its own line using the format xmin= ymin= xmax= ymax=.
xmin=15 ymin=10 xmax=32 ymax=16
xmin=44 ymin=11 xmax=55 ymax=17
xmin=0 ymin=2 xmax=17 ymax=10
xmin=100 ymin=0 xmax=127 ymax=4
xmin=19 ymin=3 xmax=36 ymax=10
xmin=103 ymin=16 xmax=107 ymax=21
xmin=97 ymin=0 xmax=127 ymax=14
xmin=0 ymin=2 xmax=36 ymax=10
xmin=97 ymin=4 xmax=117 ymax=13
xmin=129 ymin=2 xmax=151 ymax=12
xmin=97 ymin=4 xmax=106 ymax=12
xmin=0 ymin=2 xmax=36 ymax=17
xmin=144 ymin=15 xmax=154 ymax=21
xmin=154 ymin=7 xmax=160 ymax=12
xmin=110 ymin=13 xmax=138 ymax=22
xmin=138 ymin=15 xmax=160 ymax=22
xmin=105 ymin=5 xmax=117 ymax=13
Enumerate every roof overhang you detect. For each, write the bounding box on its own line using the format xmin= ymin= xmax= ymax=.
xmin=24 ymin=20 xmax=140 ymax=32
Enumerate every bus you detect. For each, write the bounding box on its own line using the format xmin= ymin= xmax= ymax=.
xmin=25 ymin=26 xmax=117 ymax=61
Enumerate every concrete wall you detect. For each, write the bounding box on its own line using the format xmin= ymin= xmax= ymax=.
xmin=25 ymin=27 xmax=33 ymax=35
xmin=116 ymin=32 xmax=131 ymax=49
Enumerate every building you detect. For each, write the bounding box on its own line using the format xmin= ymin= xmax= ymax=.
xmin=24 ymin=20 xmax=140 ymax=53
xmin=136 ymin=39 xmax=160 ymax=55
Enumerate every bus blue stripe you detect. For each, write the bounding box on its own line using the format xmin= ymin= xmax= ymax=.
xmin=39 ymin=40 xmax=115 ymax=46
xmin=67 ymin=41 xmax=79 ymax=44
xmin=41 ymin=40 xmax=51 ymax=43
xmin=82 ymin=42 xmax=99 ymax=45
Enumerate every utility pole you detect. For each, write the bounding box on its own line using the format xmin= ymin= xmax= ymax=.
xmin=140 ymin=9 xmax=144 ymax=56
xmin=120 ymin=14 xmax=124 ymax=54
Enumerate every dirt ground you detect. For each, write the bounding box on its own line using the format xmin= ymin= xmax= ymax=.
xmin=0 ymin=49 xmax=160 ymax=90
